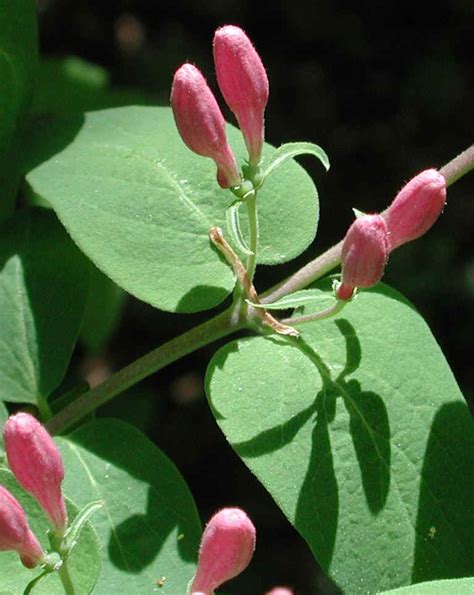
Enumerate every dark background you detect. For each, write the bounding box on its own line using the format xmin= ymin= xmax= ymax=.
xmin=37 ymin=1 xmax=473 ymax=593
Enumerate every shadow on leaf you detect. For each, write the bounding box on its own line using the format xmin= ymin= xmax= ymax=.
xmin=294 ymin=383 xmax=339 ymax=571
xmin=67 ymin=419 xmax=200 ymax=573
xmin=412 ymin=400 xmax=474 ymax=583
xmin=106 ymin=486 xmax=179 ymax=572
xmin=234 ymin=399 xmax=318 ymax=457
xmin=297 ymin=323 xmax=391 ymax=515
xmin=176 ymin=284 xmax=232 ymax=314
xmin=344 ymin=379 xmax=390 ymax=514
xmin=20 ymin=113 xmax=85 ymax=174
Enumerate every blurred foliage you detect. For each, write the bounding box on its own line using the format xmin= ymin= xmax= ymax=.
xmin=35 ymin=1 xmax=473 ymax=592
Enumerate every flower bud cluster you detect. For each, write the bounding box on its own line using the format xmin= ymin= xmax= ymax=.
xmin=171 ymin=25 xmax=268 ymax=188
xmin=338 ymin=169 xmax=446 ymax=300
xmin=0 ymin=412 xmax=68 ymax=568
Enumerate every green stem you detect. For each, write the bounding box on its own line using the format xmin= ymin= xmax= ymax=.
xmin=46 ymin=307 xmax=244 ymax=435
xmin=261 ymin=240 xmax=343 ymax=304
xmin=37 ymin=393 xmax=53 ymax=422
xmin=58 ymin=562 xmax=75 ymax=595
xmin=245 ymin=191 xmax=259 ymax=283
xmin=439 ymin=145 xmax=474 ymax=186
xmin=281 ymin=298 xmax=347 ymax=325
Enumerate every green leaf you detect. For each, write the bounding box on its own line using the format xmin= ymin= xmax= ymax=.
xmin=247 ymin=288 xmax=336 ymax=310
xmin=23 ymin=106 xmax=319 ymax=312
xmin=64 ymin=500 xmax=104 ymax=551
xmin=0 ymin=208 xmax=90 ymax=404
xmin=80 ymin=265 xmax=126 ymax=354
xmin=206 ymin=284 xmax=474 ymax=594
xmin=261 ymin=141 xmax=330 ymax=185
xmin=0 ymin=0 xmax=38 ymax=219
xmin=57 ymin=419 xmax=201 ymax=594
xmin=0 ymin=469 xmax=101 ymax=595
xmin=380 ymin=577 xmax=474 ymax=594
xmin=30 ymin=57 xmax=154 ymax=116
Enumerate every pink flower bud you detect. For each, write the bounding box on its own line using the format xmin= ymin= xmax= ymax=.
xmin=0 ymin=485 xmax=45 ymax=568
xmin=213 ymin=25 xmax=269 ymax=166
xmin=191 ymin=507 xmax=256 ymax=594
xmin=383 ymin=169 xmax=446 ymax=251
xmin=170 ymin=63 xmax=240 ymax=188
xmin=266 ymin=587 xmax=294 ymax=595
xmin=3 ymin=413 xmax=68 ymax=535
xmin=337 ymin=214 xmax=389 ymax=301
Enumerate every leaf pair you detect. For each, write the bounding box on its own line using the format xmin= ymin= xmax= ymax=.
xmin=22 ymin=107 xmax=322 ymax=313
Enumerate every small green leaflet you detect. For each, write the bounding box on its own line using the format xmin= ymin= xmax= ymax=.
xmin=226 ymin=201 xmax=253 ymax=256
xmin=246 ymin=288 xmax=335 ymax=310
xmin=260 ymin=141 xmax=330 ymax=185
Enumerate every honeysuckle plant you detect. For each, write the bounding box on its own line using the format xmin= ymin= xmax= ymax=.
xmin=0 ymin=4 xmax=473 ymax=594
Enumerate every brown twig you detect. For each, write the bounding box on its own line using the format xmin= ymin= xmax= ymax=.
xmin=209 ymin=227 xmax=299 ymax=336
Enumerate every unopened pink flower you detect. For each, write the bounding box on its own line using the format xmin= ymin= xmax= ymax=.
xmin=3 ymin=413 xmax=68 ymax=535
xmin=266 ymin=587 xmax=294 ymax=595
xmin=171 ymin=63 xmax=240 ymax=188
xmin=190 ymin=507 xmax=256 ymax=594
xmin=337 ymin=214 xmax=389 ymax=301
xmin=0 ymin=485 xmax=45 ymax=568
xmin=383 ymin=169 xmax=446 ymax=251
xmin=213 ymin=25 xmax=269 ymax=166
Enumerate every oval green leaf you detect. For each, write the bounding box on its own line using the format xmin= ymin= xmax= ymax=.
xmin=0 ymin=469 xmax=101 ymax=595
xmin=206 ymin=284 xmax=474 ymax=594
xmin=23 ymin=106 xmax=319 ymax=312
xmin=0 ymin=208 xmax=90 ymax=405
xmin=57 ymin=419 xmax=201 ymax=594
xmin=0 ymin=0 xmax=37 ymax=218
